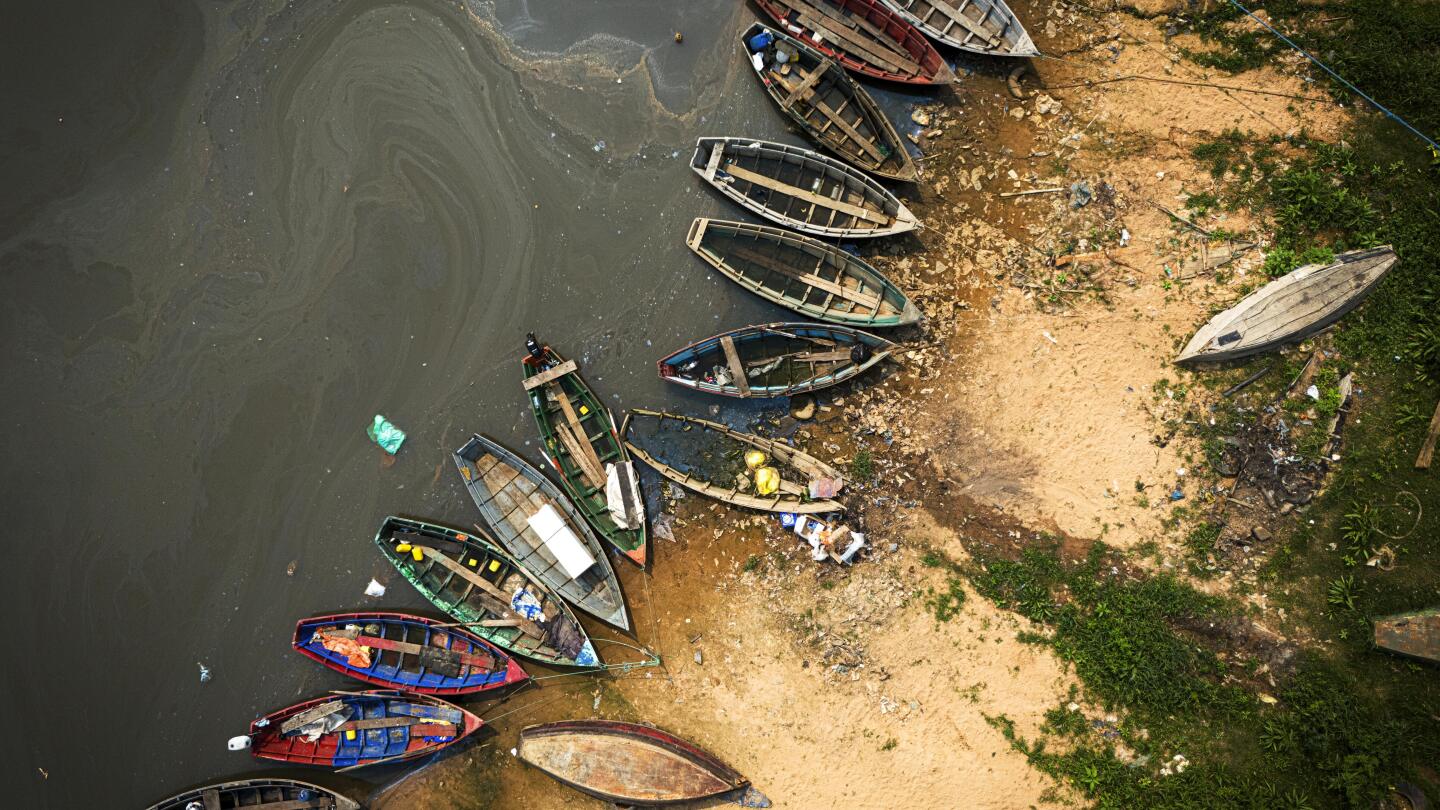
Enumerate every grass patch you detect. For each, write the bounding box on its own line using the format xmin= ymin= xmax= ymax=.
xmin=850 ymin=448 xmax=874 ymax=482
xmin=926 ymin=577 xmax=967 ymax=622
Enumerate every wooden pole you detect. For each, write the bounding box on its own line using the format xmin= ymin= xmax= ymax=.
xmin=1416 ymin=399 xmax=1440 ymax=469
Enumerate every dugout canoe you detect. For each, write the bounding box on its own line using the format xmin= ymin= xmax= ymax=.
xmin=687 ymin=218 xmax=921 ymax=327
xmin=658 ymin=322 xmax=896 ymax=398
xmin=880 ymin=0 xmax=1037 ymax=57
xmin=521 ymin=340 xmax=647 ymax=566
xmin=374 ymin=516 xmax=600 ymax=668
xmin=754 ymin=0 xmax=955 ymax=85
xmin=455 ymin=434 xmax=630 ymax=631
xmin=741 ymin=22 xmax=918 ymax=181
xmin=146 ymin=778 xmax=360 ymax=810
xmin=622 ymin=408 xmax=845 ymax=513
xmin=517 ymin=719 xmax=763 ymax=806
xmin=242 ymin=690 xmax=480 ymax=770
xmin=293 ymin=611 xmax=528 ymax=696
xmin=1176 ymin=246 xmax=1397 ymax=364
xmin=1374 ymin=608 xmax=1440 ymax=665
xmin=690 ymin=138 xmax=919 ymax=239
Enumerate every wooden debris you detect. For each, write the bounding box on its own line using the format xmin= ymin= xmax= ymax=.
xmin=1417 ymin=399 xmax=1440 ymax=469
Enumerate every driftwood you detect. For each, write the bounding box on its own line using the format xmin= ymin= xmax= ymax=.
xmin=1417 ymin=399 xmax=1440 ymax=470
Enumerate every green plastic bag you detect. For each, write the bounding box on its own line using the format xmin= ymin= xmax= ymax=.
xmin=367 ymin=414 xmax=407 ymax=455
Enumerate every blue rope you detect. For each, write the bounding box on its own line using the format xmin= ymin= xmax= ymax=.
xmin=1228 ymin=0 xmax=1439 ymax=152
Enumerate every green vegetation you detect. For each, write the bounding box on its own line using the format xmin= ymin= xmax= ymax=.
xmin=850 ymin=447 xmax=874 ymax=482
xmin=926 ymin=577 xmax=967 ymax=623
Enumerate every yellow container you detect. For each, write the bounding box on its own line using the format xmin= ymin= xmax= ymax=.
xmin=411 ymin=547 xmax=424 ymax=562
xmin=345 ymin=730 xmax=356 ymax=740
xmin=488 ymin=560 xmax=501 ymax=572
xmin=755 ymin=466 xmax=780 ymax=495
xmin=744 ymin=450 xmax=767 ymax=470
xmin=395 ymin=543 xmax=412 ymax=553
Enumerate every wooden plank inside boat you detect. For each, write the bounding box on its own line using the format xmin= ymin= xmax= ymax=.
xmin=721 ymin=163 xmax=885 ymax=223
xmin=728 ymin=245 xmax=882 ymax=309
xmin=521 ymin=358 xmax=577 ymax=390
xmin=719 ymin=334 xmax=751 ymax=396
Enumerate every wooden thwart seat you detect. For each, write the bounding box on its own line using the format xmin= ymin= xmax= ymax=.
xmin=729 ymin=245 xmax=882 ymax=310
xmin=522 ymin=359 xmax=578 ymax=390
xmin=720 ymin=163 xmax=886 ymax=224
xmin=719 ymin=335 xmax=751 ymax=396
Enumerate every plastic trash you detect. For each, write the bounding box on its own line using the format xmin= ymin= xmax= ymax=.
xmin=747 ymin=30 xmax=774 ymax=52
xmin=1069 ymin=180 xmax=1093 ymax=208
xmin=364 ymin=578 xmax=386 ymax=597
xmin=779 ymin=513 xmax=798 ymax=529
xmin=511 ymin=587 xmax=545 ymax=620
xmin=367 ymin=414 xmax=407 ymax=455
xmin=1170 ymin=488 xmax=1185 ymax=501
xmin=198 ymin=662 xmax=211 ymax=683
xmin=744 ymin=450 xmax=767 ymax=470
xmin=1305 ymin=384 xmax=1320 ymax=400
xmin=227 ymin=735 xmax=251 ymax=751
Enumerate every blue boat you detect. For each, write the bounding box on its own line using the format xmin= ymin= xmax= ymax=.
xmin=293 ymin=611 xmax=528 ymax=696
xmin=658 ymin=322 xmax=896 ymax=398
xmin=244 ymin=690 xmax=482 ymax=770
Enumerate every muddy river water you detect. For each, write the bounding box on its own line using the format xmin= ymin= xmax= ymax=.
xmin=1 ymin=1 xmax=945 ymax=806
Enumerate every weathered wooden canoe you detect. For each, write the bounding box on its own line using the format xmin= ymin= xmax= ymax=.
xmin=690 ymin=138 xmax=919 ymax=239
xmin=455 ymin=434 xmax=630 ymax=631
xmin=659 ymin=322 xmax=896 ymax=398
xmin=741 ymin=23 xmax=918 ymax=181
xmin=880 ymin=0 xmax=1037 ymax=56
xmin=374 ymin=516 xmax=600 ymax=668
xmin=522 ymin=341 xmax=647 ymax=567
xmin=293 ymin=611 xmax=528 ymax=696
xmin=517 ymin=720 xmax=760 ymax=806
xmin=245 ymin=691 xmax=481 ymax=770
xmin=688 ymin=218 xmax=921 ymax=327
xmin=755 ymin=0 xmax=955 ymax=85
xmin=1374 ymin=608 xmax=1440 ymax=664
xmin=147 ymin=778 xmax=360 ymax=810
xmin=1177 ymin=246 xmax=1396 ymax=363
xmin=622 ymin=408 xmax=845 ymax=513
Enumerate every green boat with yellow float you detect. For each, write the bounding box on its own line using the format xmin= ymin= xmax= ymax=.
xmin=521 ymin=336 xmax=648 ymax=567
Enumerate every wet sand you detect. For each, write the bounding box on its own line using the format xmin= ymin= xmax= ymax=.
xmin=1 ymin=0 xmax=878 ymax=805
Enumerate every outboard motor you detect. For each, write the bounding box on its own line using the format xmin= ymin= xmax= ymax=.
xmin=849 ymin=343 xmax=871 ymax=364
xmin=525 ymin=332 xmax=545 ymax=362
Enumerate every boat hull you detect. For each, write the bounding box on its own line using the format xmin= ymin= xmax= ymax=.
xmin=517 ymin=719 xmax=750 ymax=805
xmin=658 ymin=322 xmax=896 ymax=398
xmin=754 ymin=0 xmax=955 ymax=85
xmin=293 ymin=611 xmax=527 ymax=696
xmin=248 ymin=690 xmax=481 ymax=770
xmin=146 ymin=778 xmax=359 ymax=810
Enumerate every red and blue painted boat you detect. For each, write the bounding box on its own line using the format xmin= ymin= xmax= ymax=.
xmin=754 ymin=0 xmax=955 ymax=85
xmin=242 ymin=690 xmax=481 ymax=770
xmin=293 ymin=611 xmax=528 ymax=696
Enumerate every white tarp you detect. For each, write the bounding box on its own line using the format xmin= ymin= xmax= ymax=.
xmin=605 ymin=462 xmax=644 ymax=530
xmin=527 ymin=504 xmax=595 ymax=579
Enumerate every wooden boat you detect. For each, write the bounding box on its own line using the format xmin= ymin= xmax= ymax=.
xmin=293 ymin=611 xmax=528 ymax=696
xmin=690 ymin=138 xmax=919 ymax=239
xmin=1176 ymin=246 xmax=1397 ymax=363
xmin=659 ymin=322 xmax=896 ymax=398
xmin=455 ymin=434 xmax=630 ymax=631
xmin=244 ymin=690 xmax=481 ymax=770
xmin=521 ymin=340 xmax=647 ymax=567
xmin=741 ymin=23 xmax=918 ymax=181
xmin=687 ymin=218 xmax=921 ymax=327
xmin=754 ymin=0 xmax=955 ymax=85
xmin=622 ymin=408 xmax=845 ymax=513
xmin=879 ymin=0 xmax=1038 ymax=57
xmin=147 ymin=778 xmax=360 ymax=810
xmin=1374 ymin=608 xmax=1440 ymax=664
xmin=517 ymin=719 xmax=762 ymax=806
xmin=374 ymin=516 xmax=600 ymax=668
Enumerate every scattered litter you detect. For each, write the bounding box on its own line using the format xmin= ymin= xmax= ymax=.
xmin=653 ymin=513 xmax=676 ymax=541
xmin=198 ymin=662 xmax=212 ymax=683
xmin=1305 ymin=384 xmax=1320 ymax=400
xmin=1169 ymin=488 xmax=1185 ymax=501
xmin=793 ymin=515 xmax=865 ymax=564
xmin=694 ymin=650 xmax=704 ymax=665
xmin=364 ymin=579 xmax=387 ymax=597
xmin=367 ymin=414 xmax=406 ymax=455
xmin=910 ymin=109 xmax=932 ymax=126
xmin=1069 ymin=180 xmax=1092 ymax=208
xmin=1041 ymin=330 xmax=1058 ymax=345
xmin=285 ymin=560 xmax=297 ymax=576
xmin=1120 ymin=228 xmax=1131 ymax=246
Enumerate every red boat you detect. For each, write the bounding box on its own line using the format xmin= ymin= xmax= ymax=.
xmin=293 ymin=611 xmax=528 ymax=696
xmin=753 ymin=0 xmax=955 ymax=86
xmin=242 ymin=690 xmax=482 ymax=769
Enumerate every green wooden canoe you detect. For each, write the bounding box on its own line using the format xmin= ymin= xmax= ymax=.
xmin=521 ymin=342 xmax=648 ymax=567
xmin=688 ymin=218 xmax=921 ymax=328
xmin=373 ymin=515 xmax=600 ymax=668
